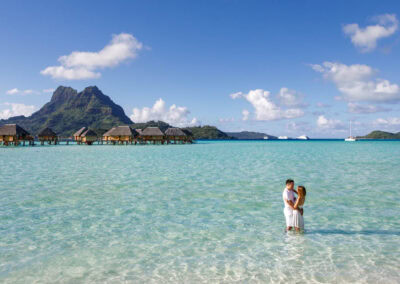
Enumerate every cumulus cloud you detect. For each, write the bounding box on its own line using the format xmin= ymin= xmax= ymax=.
xmin=130 ymin=99 xmax=198 ymax=127
xmin=373 ymin=117 xmax=400 ymax=126
xmin=0 ymin=103 xmax=36 ymax=119
xmin=230 ymin=89 xmax=304 ymax=121
xmin=343 ymin=14 xmax=398 ymax=52
xmin=287 ymin=121 xmax=311 ymax=132
xmin=41 ymin=33 xmax=143 ymax=80
xmin=242 ymin=109 xmax=250 ymax=121
xmin=347 ymin=102 xmax=390 ymax=114
xmin=311 ymin=61 xmax=400 ymax=102
xmin=278 ymin=87 xmax=306 ymax=107
xmin=316 ymin=115 xmax=345 ymax=130
xmin=230 ymin=92 xmax=243 ymax=99
xmin=41 ymin=66 xmax=101 ymax=80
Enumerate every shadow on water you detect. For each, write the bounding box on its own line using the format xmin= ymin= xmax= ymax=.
xmin=306 ymin=229 xmax=400 ymax=236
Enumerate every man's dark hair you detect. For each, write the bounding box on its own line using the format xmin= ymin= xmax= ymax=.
xmin=286 ymin=179 xmax=294 ymax=185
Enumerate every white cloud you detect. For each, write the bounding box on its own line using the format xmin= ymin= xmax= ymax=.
xmin=230 ymin=92 xmax=243 ymax=99
xmin=219 ymin=117 xmax=235 ymax=123
xmin=316 ymin=102 xmax=331 ymax=108
xmin=317 ymin=115 xmax=345 ymax=130
xmin=231 ymin=89 xmax=304 ymax=121
xmin=6 ymin=88 xmax=53 ymax=95
xmin=343 ymin=14 xmax=398 ymax=52
xmin=41 ymin=66 xmax=101 ymax=80
xmin=242 ymin=109 xmax=250 ymax=121
xmin=278 ymin=87 xmax=306 ymax=107
xmin=6 ymin=88 xmax=19 ymax=95
xmin=312 ymin=62 xmax=400 ymax=102
xmin=287 ymin=121 xmax=310 ymax=132
xmin=41 ymin=33 xmax=143 ymax=80
xmin=0 ymin=103 xmax=36 ymax=119
xmin=43 ymin=88 xmax=55 ymax=93
xmin=130 ymin=99 xmax=198 ymax=127
xmin=347 ymin=102 xmax=389 ymax=114
xmin=373 ymin=117 xmax=400 ymax=126
xmin=23 ymin=89 xmax=40 ymax=95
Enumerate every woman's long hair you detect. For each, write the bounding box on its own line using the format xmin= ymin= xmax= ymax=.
xmin=298 ymin=186 xmax=306 ymax=202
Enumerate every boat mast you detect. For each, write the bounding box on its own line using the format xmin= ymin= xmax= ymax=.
xmin=349 ymin=121 xmax=352 ymax=137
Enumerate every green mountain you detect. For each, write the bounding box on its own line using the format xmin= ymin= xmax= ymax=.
xmin=358 ymin=130 xmax=400 ymax=139
xmin=0 ymin=86 xmax=234 ymax=140
xmin=183 ymin=126 xmax=233 ymax=139
xmin=0 ymin=86 xmax=133 ymax=137
xmin=226 ymin=131 xmax=277 ymax=140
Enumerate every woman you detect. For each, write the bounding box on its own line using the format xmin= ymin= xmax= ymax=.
xmin=293 ymin=186 xmax=306 ymax=232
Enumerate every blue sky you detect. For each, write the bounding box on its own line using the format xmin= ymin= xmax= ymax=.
xmin=1 ymin=0 xmax=400 ymax=138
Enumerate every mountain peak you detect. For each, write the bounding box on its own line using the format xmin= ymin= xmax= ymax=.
xmin=1 ymin=85 xmax=132 ymax=136
xmin=82 ymin=86 xmax=100 ymax=94
xmin=51 ymin=86 xmax=77 ymax=102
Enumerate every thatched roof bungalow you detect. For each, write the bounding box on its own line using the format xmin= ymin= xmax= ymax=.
xmin=140 ymin=127 xmax=165 ymax=144
xmin=73 ymin=127 xmax=87 ymax=142
xmin=81 ymin=129 xmax=98 ymax=145
xmin=0 ymin=124 xmax=33 ymax=145
xmin=38 ymin=127 xmax=58 ymax=144
xmin=164 ymin=127 xmax=189 ymax=143
xmin=103 ymin=126 xmax=138 ymax=144
xmin=165 ymin=127 xmax=186 ymax=138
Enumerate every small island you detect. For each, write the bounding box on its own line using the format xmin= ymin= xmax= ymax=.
xmin=357 ymin=130 xmax=400 ymax=140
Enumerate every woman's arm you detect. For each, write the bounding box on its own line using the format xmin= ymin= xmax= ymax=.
xmin=285 ymin=199 xmax=295 ymax=210
xmin=293 ymin=197 xmax=301 ymax=209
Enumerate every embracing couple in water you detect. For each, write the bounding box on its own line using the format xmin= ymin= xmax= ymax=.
xmin=282 ymin=179 xmax=307 ymax=232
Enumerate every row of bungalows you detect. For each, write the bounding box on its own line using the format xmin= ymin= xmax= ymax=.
xmin=101 ymin=126 xmax=192 ymax=145
xmin=0 ymin=124 xmax=60 ymax=146
xmin=0 ymin=123 xmax=193 ymax=146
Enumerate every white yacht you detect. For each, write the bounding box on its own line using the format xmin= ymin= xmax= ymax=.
xmin=297 ymin=135 xmax=310 ymax=140
xmin=278 ymin=136 xmax=289 ymax=140
xmin=345 ymin=121 xmax=357 ymax=142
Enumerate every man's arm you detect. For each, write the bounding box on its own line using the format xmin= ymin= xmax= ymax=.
xmin=284 ymin=198 xmax=295 ymax=210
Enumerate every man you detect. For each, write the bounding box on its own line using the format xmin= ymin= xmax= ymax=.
xmin=282 ymin=179 xmax=297 ymax=231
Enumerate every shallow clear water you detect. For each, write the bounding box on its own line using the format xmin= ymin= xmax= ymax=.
xmin=1 ymin=140 xmax=400 ymax=283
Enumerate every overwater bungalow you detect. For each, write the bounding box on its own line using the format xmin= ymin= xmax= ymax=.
xmin=0 ymin=124 xmax=34 ymax=146
xmin=38 ymin=127 xmax=58 ymax=145
xmin=182 ymin=129 xmax=194 ymax=143
xmin=103 ymin=126 xmax=138 ymax=144
xmin=165 ymin=127 xmax=188 ymax=144
xmin=140 ymin=127 xmax=165 ymax=144
xmin=73 ymin=127 xmax=87 ymax=144
xmin=80 ymin=129 xmax=98 ymax=145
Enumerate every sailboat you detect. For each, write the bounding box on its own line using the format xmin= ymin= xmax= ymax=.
xmin=345 ymin=121 xmax=356 ymax=142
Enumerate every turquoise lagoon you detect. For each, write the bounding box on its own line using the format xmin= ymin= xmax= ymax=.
xmin=1 ymin=140 xmax=400 ymax=283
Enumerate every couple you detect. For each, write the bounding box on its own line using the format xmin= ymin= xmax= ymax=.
xmin=282 ymin=179 xmax=306 ymax=232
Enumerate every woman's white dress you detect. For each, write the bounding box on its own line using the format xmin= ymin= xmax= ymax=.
xmin=293 ymin=206 xmax=304 ymax=230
